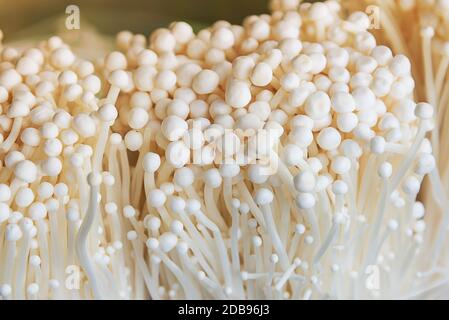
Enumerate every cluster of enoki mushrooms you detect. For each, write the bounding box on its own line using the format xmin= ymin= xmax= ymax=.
xmin=0 ymin=0 xmax=449 ymax=300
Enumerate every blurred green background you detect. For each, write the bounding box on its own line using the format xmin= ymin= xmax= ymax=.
xmin=0 ymin=0 xmax=317 ymax=58
xmin=0 ymin=0 xmax=271 ymax=41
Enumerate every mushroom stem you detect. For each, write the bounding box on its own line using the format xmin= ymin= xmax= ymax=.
xmin=0 ymin=117 xmax=22 ymax=153
xmin=75 ymin=173 xmax=103 ymax=299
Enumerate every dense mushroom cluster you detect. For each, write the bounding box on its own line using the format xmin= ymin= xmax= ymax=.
xmin=342 ymin=0 xmax=449 ymax=295
xmin=0 ymin=0 xmax=443 ymax=299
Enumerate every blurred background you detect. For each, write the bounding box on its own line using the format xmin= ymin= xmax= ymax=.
xmin=0 ymin=0 xmax=277 ymax=37
xmin=0 ymin=0 xmax=270 ymax=40
xmin=0 ymin=0 xmax=280 ymax=57
xmin=0 ymin=0 xmax=317 ymax=58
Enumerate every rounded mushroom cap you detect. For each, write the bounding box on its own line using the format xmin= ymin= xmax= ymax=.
xmin=14 ymin=160 xmax=38 ymax=183
xmin=254 ymin=188 xmax=274 ymax=206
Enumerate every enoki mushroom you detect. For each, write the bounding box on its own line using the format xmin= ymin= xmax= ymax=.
xmin=0 ymin=0 xmax=445 ymax=300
